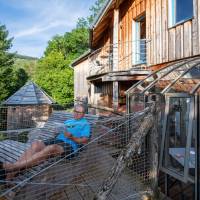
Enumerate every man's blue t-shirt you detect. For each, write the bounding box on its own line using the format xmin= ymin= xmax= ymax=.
xmin=56 ymin=118 xmax=90 ymax=152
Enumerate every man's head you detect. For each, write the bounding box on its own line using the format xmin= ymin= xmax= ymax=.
xmin=73 ymin=104 xmax=85 ymax=120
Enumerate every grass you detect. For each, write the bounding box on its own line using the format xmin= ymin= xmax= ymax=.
xmin=0 ymin=131 xmax=28 ymax=143
xmin=0 ymin=133 xmax=8 ymax=141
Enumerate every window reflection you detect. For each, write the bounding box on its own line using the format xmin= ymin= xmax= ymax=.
xmin=163 ymin=97 xmax=190 ymax=175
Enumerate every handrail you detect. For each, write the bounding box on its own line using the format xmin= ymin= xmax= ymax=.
xmin=126 ymin=57 xmax=200 ymax=114
xmin=88 ymin=39 xmax=151 ymax=77
xmin=125 ymin=57 xmax=199 ymax=96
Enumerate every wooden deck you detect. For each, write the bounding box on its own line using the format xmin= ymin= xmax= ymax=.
xmin=0 ymin=111 xmax=151 ymax=200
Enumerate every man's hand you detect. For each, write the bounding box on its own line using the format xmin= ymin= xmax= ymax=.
xmin=64 ymin=131 xmax=88 ymax=144
xmin=64 ymin=131 xmax=72 ymax=138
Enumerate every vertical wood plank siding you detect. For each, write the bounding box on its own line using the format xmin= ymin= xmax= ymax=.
xmin=146 ymin=0 xmax=199 ymax=65
xmin=91 ymin=0 xmax=200 ymax=72
xmin=192 ymin=0 xmax=199 ymax=55
xmin=74 ymin=59 xmax=89 ymax=100
xmin=118 ymin=0 xmax=146 ymax=70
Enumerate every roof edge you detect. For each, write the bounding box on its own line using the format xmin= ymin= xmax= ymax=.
xmin=2 ymin=81 xmax=56 ymax=105
xmin=71 ymin=50 xmax=92 ymax=67
xmin=90 ymin=0 xmax=113 ymax=29
xmin=32 ymin=81 xmax=56 ymax=104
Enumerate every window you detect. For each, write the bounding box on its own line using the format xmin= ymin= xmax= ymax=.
xmin=168 ymin=0 xmax=193 ymax=27
xmin=160 ymin=95 xmax=195 ymax=183
xmin=94 ymin=84 xmax=102 ymax=94
xmin=132 ymin=16 xmax=146 ymax=65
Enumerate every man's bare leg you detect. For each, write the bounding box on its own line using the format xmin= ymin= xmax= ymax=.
xmin=3 ymin=144 xmax=64 ymax=179
xmin=17 ymin=140 xmax=46 ymax=162
xmin=4 ymin=141 xmax=46 ymax=180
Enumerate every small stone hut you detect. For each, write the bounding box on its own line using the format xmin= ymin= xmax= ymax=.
xmin=3 ymin=81 xmax=55 ymax=130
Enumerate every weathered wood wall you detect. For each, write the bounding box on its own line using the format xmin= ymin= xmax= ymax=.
xmin=7 ymin=105 xmax=51 ymax=130
xmin=89 ymin=82 xmax=113 ymax=108
xmin=74 ymin=0 xmax=200 ymax=110
xmin=94 ymin=27 xmax=113 ymax=50
xmin=118 ymin=0 xmax=146 ymax=70
xmin=111 ymin=0 xmax=200 ymax=68
xmin=146 ymin=0 xmax=199 ymax=66
xmin=91 ymin=0 xmax=200 ymax=71
xmin=74 ymin=58 xmax=89 ymax=101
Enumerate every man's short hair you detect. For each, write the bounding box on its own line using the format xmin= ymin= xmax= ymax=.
xmin=74 ymin=104 xmax=85 ymax=113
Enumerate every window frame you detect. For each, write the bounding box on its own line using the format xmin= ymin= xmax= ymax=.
xmin=159 ymin=93 xmax=195 ymax=183
xmin=132 ymin=15 xmax=147 ymax=65
xmin=168 ymin=0 xmax=194 ymax=28
xmin=195 ymin=94 xmax=200 ymax=199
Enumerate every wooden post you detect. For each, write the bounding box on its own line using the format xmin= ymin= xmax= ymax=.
xmin=113 ymin=8 xmax=119 ymax=71
xmin=91 ymin=83 xmax=95 ymax=105
xmin=113 ymin=81 xmax=119 ymax=111
xmin=195 ymin=95 xmax=199 ymax=200
xmin=112 ymin=8 xmax=119 ymax=111
xmin=149 ymin=99 xmax=160 ymax=198
xmin=93 ymin=105 xmax=156 ymax=200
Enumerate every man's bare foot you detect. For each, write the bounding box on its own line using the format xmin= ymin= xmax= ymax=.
xmin=6 ymin=171 xmax=18 ymax=181
xmin=4 ymin=171 xmax=19 ymax=188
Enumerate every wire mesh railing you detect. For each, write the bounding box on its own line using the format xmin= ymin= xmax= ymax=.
xmin=88 ymin=40 xmax=150 ymax=77
xmin=0 ymin=104 xmax=154 ymax=200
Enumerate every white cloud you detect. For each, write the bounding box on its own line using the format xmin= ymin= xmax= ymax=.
xmin=2 ymin=0 xmax=95 ymax=57
xmin=15 ymin=20 xmax=69 ymax=38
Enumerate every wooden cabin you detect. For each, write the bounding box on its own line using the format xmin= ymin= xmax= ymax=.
xmin=2 ymin=81 xmax=55 ymax=130
xmin=72 ymin=0 xmax=199 ymax=114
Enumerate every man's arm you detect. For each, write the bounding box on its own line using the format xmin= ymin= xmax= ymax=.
xmin=64 ymin=132 xmax=89 ymax=144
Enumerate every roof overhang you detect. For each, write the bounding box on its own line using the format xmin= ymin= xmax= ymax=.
xmin=90 ymin=0 xmax=113 ymax=29
xmin=87 ymin=70 xmax=150 ymax=82
xmin=90 ymin=0 xmax=125 ymax=48
xmin=71 ymin=50 xmax=91 ymax=67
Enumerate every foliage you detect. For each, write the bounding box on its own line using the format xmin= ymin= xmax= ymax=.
xmin=44 ymin=27 xmax=89 ymax=58
xmin=0 ymin=24 xmax=14 ymax=68
xmin=88 ymin=0 xmax=107 ymax=25
xmin=13 ymin=57 xmax=38 ymax=79
xmin=34 ymin=0 xmax=107 ymax=105
xmin=0 ymin=133 xmax=8 ymax=141
xmin=0 ymin=24 xmax=28 ymax=102
xmin=14 ymin=54 xmax=38 ymax=60
xmin=0 ymin=66 xmax=28 ymax=101
xmin=0 ymin=0 xmax=107 ymax=105
xmin=35 ymin=52 xmax=74 ymax=105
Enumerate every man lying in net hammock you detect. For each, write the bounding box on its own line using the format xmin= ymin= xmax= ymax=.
xmin=0 ymin=104 xmax=90 ymax=181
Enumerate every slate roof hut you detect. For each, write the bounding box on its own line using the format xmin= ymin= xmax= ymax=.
xmin=3 ymin=81 xmax=55 ymax=130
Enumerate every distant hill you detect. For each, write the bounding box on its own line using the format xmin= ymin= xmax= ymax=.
xmin=13 ymin=54 xmax=38 ymax=79
xmin=14 ymin=54 xmax=39 ymax=61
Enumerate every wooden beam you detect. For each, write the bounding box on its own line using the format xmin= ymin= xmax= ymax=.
xmin=113 ymin=81 xmax=119 ymax=111
xmin=112 ymin=7 xmax=119 ymax=111
xmin=115 ymin=0 xmax=121 ymax=8
xmin=149 ymin=100 xmax=160 ymax=198
xmin=102 ymin=75 xmax=147 ymax=81
xmin=113 ymin=8 xmax=119 ymax=71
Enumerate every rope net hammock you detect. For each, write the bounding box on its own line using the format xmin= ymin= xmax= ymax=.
xmin=0 ymin=106 xmax=155 ymax=200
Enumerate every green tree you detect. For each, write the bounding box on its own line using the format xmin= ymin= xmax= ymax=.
xmin=76 ymin=17 xmax=89 ymax=29
xmin=34 ymin=25 xmax=89 ymax=105
xmin=35 ymin=52 xmax=73 ymax=105
xmin=0 ymin=25 xmax=14 ymax=68
xmin=45 ymin=26 xmax=89 ymax=59
xmin=34 ymin=0 xmax=107 ymax=105
xmin=88 ymin=0 xmax=107 ymax=25
xmin=0 ymin=24 xmax=28 ymax=102
xmin=13 ymin=55 xmax=38 ymax=79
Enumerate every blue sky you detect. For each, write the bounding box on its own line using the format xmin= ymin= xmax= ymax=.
xmin=0 ymin=0 xmax=96 ymax=58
